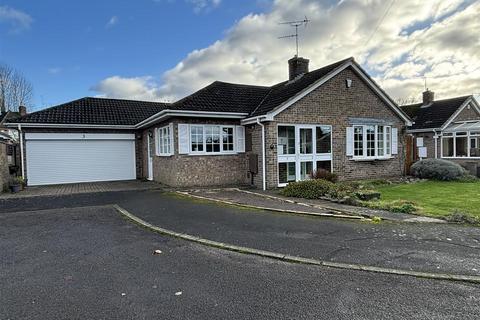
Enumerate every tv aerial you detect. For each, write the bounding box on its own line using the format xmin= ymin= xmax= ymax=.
xmin=278 ymin=16 xmax=310 ymax=57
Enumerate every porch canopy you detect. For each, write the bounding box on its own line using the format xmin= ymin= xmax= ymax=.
xmin=443 ymin=121 xmax=480 ymax=133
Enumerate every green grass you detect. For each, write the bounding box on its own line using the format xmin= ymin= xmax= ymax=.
xmin=372 ymin=180 xmax=480 ymax=219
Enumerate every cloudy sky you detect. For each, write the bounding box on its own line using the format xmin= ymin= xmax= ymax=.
xmin=1 ymin=0 xmax=479 ymax=109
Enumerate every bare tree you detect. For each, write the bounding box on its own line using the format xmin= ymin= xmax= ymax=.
xmin=395 ymin=96 xmax=418 ymax=106
xmin=0 ymin=63 xmax=33 ymax=113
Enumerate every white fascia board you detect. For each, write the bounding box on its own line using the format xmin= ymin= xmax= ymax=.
xmin=264 ymin=61 xmax=412 ymax=126
xmin=440 ymin=98 xmax=475 ymax=131
xmin=406 ymin=128 xmax=441 ymax=133
xmin=5 ymin=122 xmax=136 ymax=129
xmin=25 ymin=132 xmax=135 ymax=140
xmin=241 ymin=115 xmax=273 ymax=125
xmin=136 ymin=110 xmax=248 ymax=129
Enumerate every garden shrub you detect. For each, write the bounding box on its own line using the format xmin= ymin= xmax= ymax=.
xmin=281 ymin=179 xmax=349 ymax=199
xmin=410 ymin=159 xmax=466 ymax=181
xmin=446 ymin=211 xmax=479 ymax=225
xmin=310 ymin=169 xmax=338 ymax=183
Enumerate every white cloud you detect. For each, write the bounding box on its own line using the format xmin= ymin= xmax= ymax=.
xmin=90 ymin=76 xmax=164 ymax=101
xmin=153 ymin=0 xmax=221 ymax=13
xmin=94 ymin=0 xmax=480 ymax=103
xmin=0 ymin=5 xmax=33 ymax=33
xmin=106 ymin=16 xmax=119 ymax=28
xmin=48 ymin=67 xmax=62 ymax=75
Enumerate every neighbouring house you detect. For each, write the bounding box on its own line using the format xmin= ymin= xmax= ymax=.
xmin=6 ymin=56 xmax=412 ymax=189
xmin=0 ymin=108 xmax=23 ymax=179
xmin=401 ymin=92 xmax=480 ymax=177
xmin=0 ymin=141 xmax=10 ymax=191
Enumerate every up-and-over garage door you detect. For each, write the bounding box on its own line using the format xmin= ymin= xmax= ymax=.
xmin=25 ymin=133 xmax=136 ymax=186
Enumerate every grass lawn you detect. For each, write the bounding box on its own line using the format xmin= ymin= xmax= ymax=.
xmin=373 ymin=181 xmax=480 ymax=219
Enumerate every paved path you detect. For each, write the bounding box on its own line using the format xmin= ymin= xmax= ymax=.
xmin=1 ymin=206 xmax=479 ymax=319
xmin=0 ymin=180 xmax=161 ymax=199
xmin=2 ymin=190 xmax=479 ymax=277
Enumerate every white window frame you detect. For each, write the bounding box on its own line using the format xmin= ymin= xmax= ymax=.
xmin=277 ymin=124 xmax=333 ymax=187
xmin=441 ymin=130 xmax=480 ymax=159
xmin=156 ymin=124 xmax=173 ymax=156
xmin=188 ymin=124 xmax=238 ymax=155
xmin=352 ymin=125 xmax=392 ymax=160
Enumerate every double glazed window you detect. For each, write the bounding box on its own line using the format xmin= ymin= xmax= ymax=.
xmin=190 ymin=125 xmax=235 ymax=154
xmin=277 ymin=125 xmax=332 ymax=186
xmin=442 ymin=131 xmax=480 ymax=158
xmin=156 ymin=125 xmax=173 ymax=156
xmin=352 ymin=125 xmax=392 ymax=159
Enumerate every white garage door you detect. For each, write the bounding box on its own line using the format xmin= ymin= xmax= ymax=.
xmin=26 ymin=133 xmax=136 ymax=186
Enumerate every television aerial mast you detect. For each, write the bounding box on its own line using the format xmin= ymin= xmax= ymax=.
xmin=278 ymin=16 xmax=310 ymax=57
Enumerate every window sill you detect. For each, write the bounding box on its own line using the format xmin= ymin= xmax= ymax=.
xmin=157 ymin=153 xmax=174 ymax=157
xmin=350 ymin=156 xmax=394 ymax=162
xmin=185 ymin=152 xmax=241 ymax=156
xmin=442 ymin=157 xmax=480 ymax=160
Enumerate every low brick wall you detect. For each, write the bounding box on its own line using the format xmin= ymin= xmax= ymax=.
xmin=0 ymin=143 xmax=10 ymax=192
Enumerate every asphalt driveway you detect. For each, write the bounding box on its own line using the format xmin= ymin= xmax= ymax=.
xmin=1 ymin=205 xmax=480 ymax=319
xmin=1 ymin=190 xmax=480 ymax=277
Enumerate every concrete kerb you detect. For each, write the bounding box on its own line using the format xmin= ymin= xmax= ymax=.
xmin=113 ymin=204 xmax=480 ymax=285
xmin=175 ymin=191 xmax=366 ymax=221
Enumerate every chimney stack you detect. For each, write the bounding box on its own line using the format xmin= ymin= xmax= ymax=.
xmin=288 ymin=56 xmax=309 ymax=80
xmin=19 ymin=105 xmax=27 ymax=117
xmin=422 ymin=90 xmax=434 ymax=105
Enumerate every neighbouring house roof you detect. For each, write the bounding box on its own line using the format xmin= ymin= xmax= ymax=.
xmin=400 ymin=95 xmax=472 ymax=130
xmin=7 ymin=57 xmax=411 ymax=128
xmin=0 ymin=111 xmax=21 ymax=125
xmin=11 ymin=97 xmax=170 ymax=126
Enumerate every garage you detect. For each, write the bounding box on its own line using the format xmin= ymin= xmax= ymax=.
xmin=25 ymin=133 xmax=136 ymax=186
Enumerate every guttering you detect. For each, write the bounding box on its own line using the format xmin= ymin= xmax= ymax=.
xmin=136 ymin=110 xmax=249 ymax=129
xmin=5 ymin=123 xmax=136 ymax=130
xmin=257 ymin=118 xmax=267 ymax=191
xmin=18 ymin=124 xmax=25 ymax=179
xmin=241 ymin=114 xmax=273 ymax=125
xmin=433 ymin=129 xmax=439 ymax=159
xmin=406 ymin=128 xmax=441 ymax=133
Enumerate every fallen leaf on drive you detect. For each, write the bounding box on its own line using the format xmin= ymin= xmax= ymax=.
xmin=153 ymin=249 xmax=162 ymax=254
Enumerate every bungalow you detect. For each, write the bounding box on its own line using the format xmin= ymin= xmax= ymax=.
xmin=401 ymin=91 xmax=480 ymax=177
xmin=6 ymin=56 xmax=412 ymax=189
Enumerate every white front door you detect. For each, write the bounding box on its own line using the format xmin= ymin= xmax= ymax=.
xmin=147 ymin=133 xmax=154 ymax=181
xmin=277 ymin=124 xmax=333 ymax=186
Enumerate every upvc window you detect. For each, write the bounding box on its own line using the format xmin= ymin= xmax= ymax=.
xmin=442 ymin=131 xmax=480 ymax=158
xmin=190 ymin=125 xmax=236 ymax=154
xmin=353 ymin=125 xmax=392 ymax=159
xmin=156 ymin=124 xmax=173 ymax=156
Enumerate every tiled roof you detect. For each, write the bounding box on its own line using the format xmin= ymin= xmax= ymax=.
xmin=400 ymin=96 xmax=471 ymax=130
xmin=12 ymin=97 xmax=170 ymax=126
xmin=250 ymin=58 xmax=353 ymax=117
xmin=172 ymin=81 xmax=270 ymax=114
xmin=8 ymin=57 xmax=376 ymax=126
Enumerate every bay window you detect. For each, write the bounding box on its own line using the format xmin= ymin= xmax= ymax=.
xmin=352 ymin=125 xmax=392 ymax=159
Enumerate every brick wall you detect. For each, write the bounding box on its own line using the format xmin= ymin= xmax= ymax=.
xmin=452 ymin=102 xmax=480 ymax=122
xmin=260 ymin=67 xmax=407 ymax=189
xmin=0 ymin=143 xmax=10 ymax=191
xmin=142 ymin=118 xmax=250 ymax=188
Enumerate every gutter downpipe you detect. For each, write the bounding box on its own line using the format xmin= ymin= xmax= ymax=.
xmin=18 ymin=124 xmax=25 ymax=179
xmin=433 ymin=129 xmax=438 ymax=159
xmin=257 ymin=118 xmax=266 ymax=191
